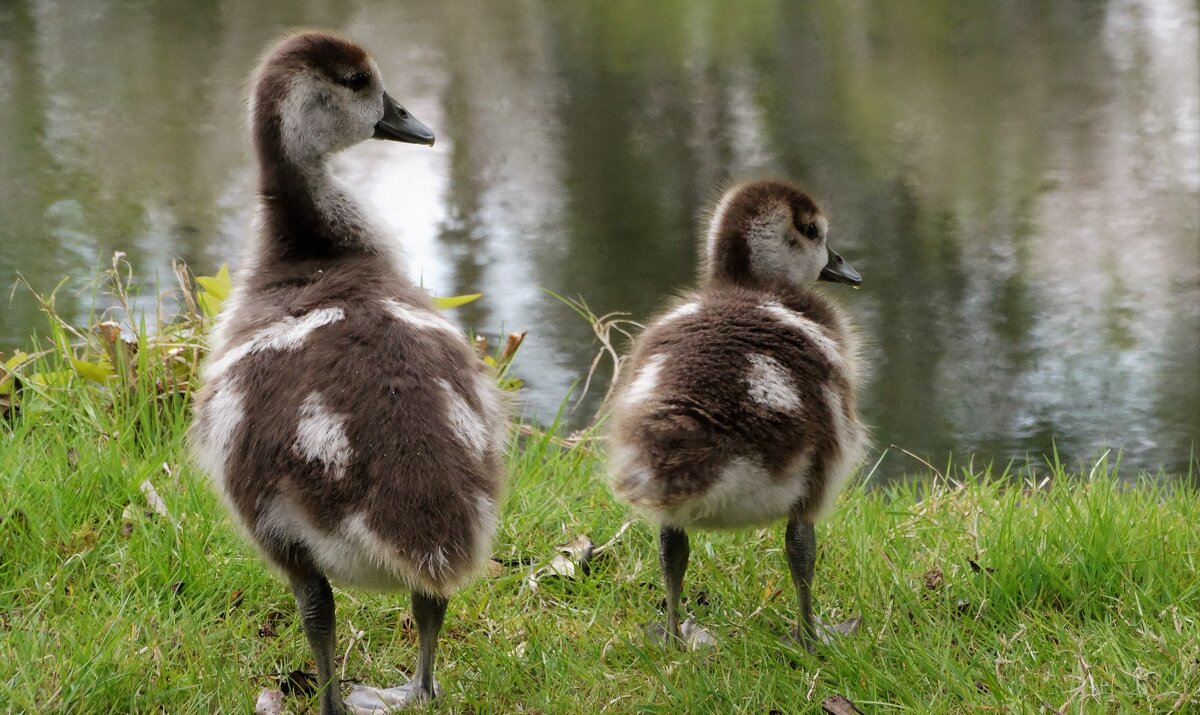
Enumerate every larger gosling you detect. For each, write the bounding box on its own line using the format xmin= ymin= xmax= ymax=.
xmin=608 ymin=180 xmax=866 ymax=651
xmin=190 ymin=32 xmax=506 ymax=714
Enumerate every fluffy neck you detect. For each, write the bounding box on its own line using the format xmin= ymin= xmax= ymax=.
xmin=705 ymin=226 xmax=749 ymax=287
xmin=704 ymin=197 xmax=792 ymax=291
xmin=251 ymin=86 xmax=378 ymax=263
xmin=257 ymin=155 xmax=376 ymax=260
xmin=705 ymin=227 xmax=795 ymax=293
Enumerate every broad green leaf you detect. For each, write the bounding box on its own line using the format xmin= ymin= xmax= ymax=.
xmin=2 ymin=352 xmax=30 ymax=394
xmin=70 ymin=358 xmax=114 ymax=384
xmin=29 ymin=369 xmax=73 ymax=388
xmin=197 ymin=292 xmax=224 ymax=319
xmin=432 ymin=293 xmax=482 ymax=310
xmin=195 ymin=264 xmax=231 ymax=301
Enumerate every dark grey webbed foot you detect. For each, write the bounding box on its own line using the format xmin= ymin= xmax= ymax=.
xmin=679 ymin=618 xmax=718 ymax=649
xmin=345 ymin=681 xmax=441 ymax=713
xmin=646 ymin=618 xmax=718 ymax=651
xmin=789 ymin=626 xmax=816 ymax=654
xmin=796 ymin=614 xmax=863 ymax=649
xmin=645 ymin=620 xmax=675 ymax=647
xmin=344 ymin=592 xmax=447 ymax=712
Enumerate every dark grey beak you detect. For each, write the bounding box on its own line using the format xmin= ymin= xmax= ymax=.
xmin=819 ymin=248 xmax=862 ymax=286
xmin=373 ymin=92 xmax=435 ymax=146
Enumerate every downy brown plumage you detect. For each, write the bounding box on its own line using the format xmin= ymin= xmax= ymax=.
xmin=189 ymin=32 xmax=504 ymax=714
xmin=607 ymin=179 xmax=867 ymax=651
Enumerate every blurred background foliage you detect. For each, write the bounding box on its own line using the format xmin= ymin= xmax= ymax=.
xmin=0 ymin=0 xmax=1196 ymax=480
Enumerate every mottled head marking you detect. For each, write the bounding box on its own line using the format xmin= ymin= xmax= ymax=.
xmin=251 ymin=31 xmax=386 ymax=166
xmin=704 ymin=180 xmax=832 ymax=288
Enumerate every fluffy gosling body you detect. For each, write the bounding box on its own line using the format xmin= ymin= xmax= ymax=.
xmin=607 ymin=180 xmax=866 ymax=650
xmin=189 ymin=32 xmax=505 ymax=714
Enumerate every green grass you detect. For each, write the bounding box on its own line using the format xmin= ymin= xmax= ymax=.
xmin=1 ymin=384 xmax=1197 ymax=713
xmin=1 ymin=268 xmax=1197 ymax=713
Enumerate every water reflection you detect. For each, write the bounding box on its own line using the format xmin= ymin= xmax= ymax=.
xmin=0 ymin=0 xmax=1196 ymax=479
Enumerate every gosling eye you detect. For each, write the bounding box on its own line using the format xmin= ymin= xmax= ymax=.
xmin=341 ymin=71 xmax=371 ymax=92
xmin=801 ymin=222 xmax=820 ymax=240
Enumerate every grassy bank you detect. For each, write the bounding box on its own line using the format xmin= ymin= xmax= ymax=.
xmin=2 ymin=391 xmax=1197 ymax=713
xmin=1 ymin=270 xmax=1197 ymax=713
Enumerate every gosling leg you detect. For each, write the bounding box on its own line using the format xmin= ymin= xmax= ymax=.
xmin=410 ymin=591 xmax=447 ymax=701
xmin=288 ymin=568 xmax=345 ymax=715
xmin=659 ymin=524 xmax=690 ymax=647
xmin=344 ymin=591 xmax=447 ymax=712
xmin=785 ymin=516 xmax=817 ymax=652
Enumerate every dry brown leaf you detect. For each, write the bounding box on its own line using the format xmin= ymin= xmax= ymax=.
xmin=499 ymin=331 xmax=526 ymax=364
xmin=821 ymin=694 xmax=864 ymax=715
xmin=924 ymin=566 xmax=944 ymax=590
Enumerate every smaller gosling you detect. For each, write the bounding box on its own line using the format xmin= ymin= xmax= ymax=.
xmin=607 ymin=180 xmax=867 ymax=651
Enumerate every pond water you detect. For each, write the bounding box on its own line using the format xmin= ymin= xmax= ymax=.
xmin=1 ymin=0 xmax=1197 ymax=480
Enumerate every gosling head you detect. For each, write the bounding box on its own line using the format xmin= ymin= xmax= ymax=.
xmin=251 ymin=31 xmax=434 ymax=168
xmin=704 ymin=180 xmax=861 ymax=290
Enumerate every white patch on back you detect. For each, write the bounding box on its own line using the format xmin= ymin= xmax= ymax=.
xmin=759 ymin=302 xmax=843 ymax=366
xmin=380 ymin=298 xmax=460 ymax=336
xmin=660 ymin=302 xmax=701 ymax=324
xmin=439 ymin=378 xmax=490 ymax=457
xmin=203 ymin=307 xmax=346 ymax=380
xmin=745 ymin=353 xmax=802 ymax=413
xmin=293 ymin=392 xmax=353 ymax=480
xmin=191 ymin=378 xmax=246 ymax=494
xmin=622 ymin=353 xmax=667 ymax=409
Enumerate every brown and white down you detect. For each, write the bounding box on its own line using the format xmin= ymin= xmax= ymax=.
xmin=607 ymin=180 xmax=867 ymax=651
xmin=189 ymin=32 xmax=506 ymax=714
